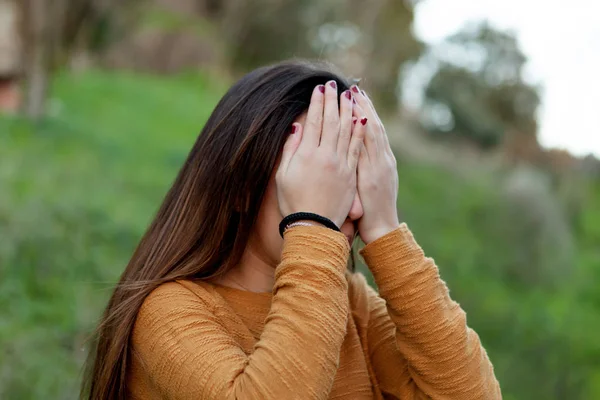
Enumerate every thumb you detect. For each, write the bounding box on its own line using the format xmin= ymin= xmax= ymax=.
xmin=279 ymin=123 xmax=303 ymax=172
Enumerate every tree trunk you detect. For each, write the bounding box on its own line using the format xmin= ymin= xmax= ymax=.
xmin=22 ymin=0 xmax=49 ymax=120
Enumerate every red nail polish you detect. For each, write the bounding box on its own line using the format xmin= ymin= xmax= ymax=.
xmin=360 ymin=117 xmax=368 ymax=125
xmin=329 ymin=81 xmax=337 ymax=89
xmin=318 ymin=85 xmax=325 ymax=93
xmin=352 ymin=118 xmax=357 ymax=125
xmin=351 ymin=85 xmax=360 ymax=93
xmin=291 ymin=124 xmax=297 ymax=134
xmin=344 ymin=90 xmax=352 ymax=100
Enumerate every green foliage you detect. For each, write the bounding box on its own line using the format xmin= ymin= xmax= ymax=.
xmin=394 ymin=159 xmax=600 ymax=399
xmin=422 ymin=22 xmax=540 ymax=148
xmin=1 ymin=70 xmax=599 ymax=399
xmin=0 ymin=70 xmax=226 ymax=398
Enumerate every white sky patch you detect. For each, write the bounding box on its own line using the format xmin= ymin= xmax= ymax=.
xmin=413 ymin=0 xmax=600 ymax=157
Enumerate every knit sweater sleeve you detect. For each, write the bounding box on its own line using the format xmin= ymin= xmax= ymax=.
xmin=131 ymin=225 xmax=350 ymax=399
xmin=359 ymin=224 xmax=502 ymax=399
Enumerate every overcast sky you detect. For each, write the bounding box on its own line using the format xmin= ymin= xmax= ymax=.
xmin=413 ymin=0 xmax=600 ymax=157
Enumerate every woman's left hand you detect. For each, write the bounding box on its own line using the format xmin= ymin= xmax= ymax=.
xmin=350 ymin=86 xmax=400 ymax=244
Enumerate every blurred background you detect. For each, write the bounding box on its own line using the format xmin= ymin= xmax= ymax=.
xmin=1 ymin=0 xmax=599 ymax=398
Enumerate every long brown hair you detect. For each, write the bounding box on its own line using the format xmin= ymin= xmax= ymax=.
xmin=82 ymin=60 xmax=352 ymax=399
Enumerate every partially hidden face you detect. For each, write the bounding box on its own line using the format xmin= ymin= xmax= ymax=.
xmin=249 ymin=112 xmax=364 ymax=268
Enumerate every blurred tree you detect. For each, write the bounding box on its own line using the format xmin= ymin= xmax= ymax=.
xmin=421 ymin=22 xmax=540 ymax=149
xmin=20 ymin=0 xmax=49 ymax=120
xmin=54 ymin=0 xmax=422 ymax=113
xmin=18 ymin=0 xmax=138 ymax=120
xmin=0 ymin=0 xmax=21 ymax=113
xmin=212 ymin=0 xmax=422 ymax=112
xmin=219 ymin=0 xmax=314 ymax=71
xmin=346 ymin=0 xmax=423 ymax=112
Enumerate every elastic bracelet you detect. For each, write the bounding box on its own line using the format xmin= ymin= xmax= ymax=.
xmin=279 ymin=212 xmax=340 ymax=238
xmin=285 ymin=221 xmax=315 ymax=231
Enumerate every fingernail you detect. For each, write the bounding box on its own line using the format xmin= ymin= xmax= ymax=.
xmin=360 ymin=117 xmax=368 ymax=125
xmin=329 ymin=81 xmax=337 ymax=89
xmin=351 ymin=85 xmax=360 ymax=93
xmin=291 ymin=124 xmax=297 ymax=134
xmin=352 ymin=117 xmax=357 ymax=125
xmin=318 ymin=85 xmax=325 ymax=93
xmin=344 ymin=90 xmax=352 ymax=100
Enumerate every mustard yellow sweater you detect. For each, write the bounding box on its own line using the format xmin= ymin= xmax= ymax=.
xmin=128 ymin=224 xmax=501 ymax=399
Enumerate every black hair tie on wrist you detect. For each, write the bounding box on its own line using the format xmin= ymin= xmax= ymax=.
xmin=279 ymin=212 xmax=340 ymax=237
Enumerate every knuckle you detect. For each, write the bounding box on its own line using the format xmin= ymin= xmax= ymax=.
xmin=365 ymin=180 xmax=378 ymax=191
xmin=306 ymin=119 xmax=321 ymax=132
xmin=324 ymin=157 xmax=338 ymax=170
xmin=357 ymin=128 xmax=367 ymax=140
xmin=324 ymin=117 xmax=339 ymax=131
xmin=319 ymin=153 xmax=339 ymax=170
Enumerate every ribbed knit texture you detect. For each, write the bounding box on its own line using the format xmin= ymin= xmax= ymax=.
xmin=128 ymin=224 xmax=501 ymax=399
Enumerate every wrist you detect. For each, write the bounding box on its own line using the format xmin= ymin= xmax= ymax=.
xmin=361 ymin=223 xmax=401 ymax=244
xmin=280 ymin=212 xmax=337 ymax=237
xmin=295 ymin=220 xmax=325 ymax=228
xmin=285 ymin=220 xmax=326 ymax=230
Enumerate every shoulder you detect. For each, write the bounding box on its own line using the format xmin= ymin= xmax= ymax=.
xmin=134 ymin=280 xmax=218 ymax=339
xmin=141 ymin=280 xmax=215 ymax=312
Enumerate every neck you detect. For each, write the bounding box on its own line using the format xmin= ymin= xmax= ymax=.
xmin=218 ymin=242 xmax=276 ymax=293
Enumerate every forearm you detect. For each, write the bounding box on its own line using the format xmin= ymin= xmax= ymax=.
xmin=132 ymin=225 xmax=351 ymax=400
xmin=241 ymin=225 xmax=350 ymax=398
xmin=361 ymin=224 xmax=501 ymax=399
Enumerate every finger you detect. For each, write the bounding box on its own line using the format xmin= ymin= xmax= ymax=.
xmin=347 ymin=115 xmax=367 ymax=170
xmin=298 ymin=85 xmax=325 ymax=151
xmin=278 ymin=123 xmax=303 ymax=173
xmin=356 ymin=146 xmax=369 ymax=195
xmin=382 ymin=127 xmax=394 ymax=158
xmin=320 ymin=80 xmax=340 ymax=150
xmin=352 ymin=86 xmax=386 ymax=150
xmin=352 ymin=104 xmax=378 ymax=160
xmin=358 ymin=143 xmax=369 ymax=170
xmin=352 ymin=86 xmax=379 ymax=126
xmin=337 ymin=89 xmax=354 ymax=158
xmin=360 ymin=89 xmax=384 ymax=126
xmin=361 ymin=89 xmax=394 ymax=157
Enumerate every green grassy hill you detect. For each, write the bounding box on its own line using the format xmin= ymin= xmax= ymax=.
xmin=0 ymin=70 xmax=226 ymax=397
xmin=1 ymin=70 xmax=599 ymax=399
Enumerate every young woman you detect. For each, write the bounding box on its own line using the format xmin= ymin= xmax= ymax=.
xmin=83 ymin=60 xmax=501 ymax=399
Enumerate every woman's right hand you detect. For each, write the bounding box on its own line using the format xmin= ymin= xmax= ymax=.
xmin=276 ymin=82 xmax=365 ymax=227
